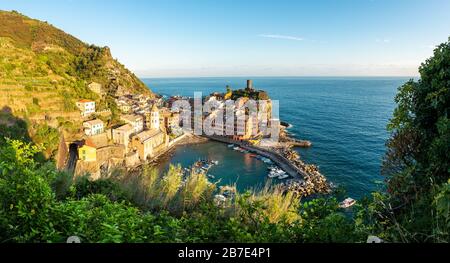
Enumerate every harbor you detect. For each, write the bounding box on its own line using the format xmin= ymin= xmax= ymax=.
xmin=152 ymin=133 xmax=330 ymax=197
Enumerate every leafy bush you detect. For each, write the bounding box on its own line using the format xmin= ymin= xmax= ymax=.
xmin=0 ymin=139 xmax=360 ymax=243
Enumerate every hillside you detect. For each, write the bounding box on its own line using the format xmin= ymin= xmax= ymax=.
xmin=0 ymin=10 xmax=153 ymax=134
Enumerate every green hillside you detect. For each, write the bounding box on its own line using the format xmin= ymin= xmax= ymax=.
xmin=0 ymin=10 xmax=153 ymax=126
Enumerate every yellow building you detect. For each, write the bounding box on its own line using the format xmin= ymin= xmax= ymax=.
xmin=78 ymin=139 xmax=97 ymax=162
xmin=131 ymin=129 xmax=168 ymax=160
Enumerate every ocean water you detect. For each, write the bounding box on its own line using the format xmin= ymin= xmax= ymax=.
xmin=142 ymin=77 xmax=409 ymax=198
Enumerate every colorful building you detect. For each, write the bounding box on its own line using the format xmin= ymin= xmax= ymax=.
xmin=76 ymin=99 xmax=96 ymax=117
xmin=78 ymin=139 xmax=97 ymax=162
xmin=112 ymin=123 xmax=134 ymax=152
xmin=83 ymin=119 xmax=104 ymax=136
xmin=131 ymin=129 xmax=168 ymax=160
xmin=121 ymin=114 xmax=144 ymax=134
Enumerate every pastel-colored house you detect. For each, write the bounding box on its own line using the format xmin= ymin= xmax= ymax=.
xmin=83 ymin=119 xmax=104 ymax=136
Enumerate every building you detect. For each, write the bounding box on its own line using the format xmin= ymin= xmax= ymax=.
xmin=131 ymin=129 xmax=168 ymax=160
xmin=168 ymin=112 xmax=180 ymax=129
xmin=83 ymin=119 xmax=104 ymax=136
xmin=158 ymin=107 xmax=180 ymax=131
xmin=76 ymin=99 xmax=96 ymax=117
xmin=118 ymin=103 xmax=131 ymax=114
xmin=120 ymin=114 xmax=144 ymax=134
xmin=112 ymin=123 xmax=134 ymax=152
xmin=149 ymin=104 xmax=160 ymax=130
xmin=78 ymin=139 xmax=97 ymax=162
xmin=232 ymin=110 xmax=254 ymax=141
xmin=88 ymin=82 xmax=103 ymax=95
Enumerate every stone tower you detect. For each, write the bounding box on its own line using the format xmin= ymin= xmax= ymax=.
xmin=246 ymin=79 xmax=254 ymax=90
xmin=150 ymin=103 xmax=160 ymax=130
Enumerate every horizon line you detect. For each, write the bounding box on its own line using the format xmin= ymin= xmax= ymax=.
xmin=139 ymin=75 xmax=419 ymax=79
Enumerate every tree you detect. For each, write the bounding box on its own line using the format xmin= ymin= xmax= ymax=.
xmin=380 ymin=37 xmax=450 ymax=241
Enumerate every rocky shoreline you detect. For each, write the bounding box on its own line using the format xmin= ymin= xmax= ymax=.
xmin=276 ymin=125 xmax=331 ymax=197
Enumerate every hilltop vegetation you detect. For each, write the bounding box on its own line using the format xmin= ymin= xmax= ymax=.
xmin=0 ymin=10 xmax=153 ymax=141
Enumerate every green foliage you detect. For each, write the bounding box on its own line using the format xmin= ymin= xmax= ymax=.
xmin=31 ymin=123 xmax=59 ymax=158
xmin=0 ymin=140 xmax=58 ymax=242
xmin=0 ymin=110 xmax=30 ymax=144
xmin=377 ymin=37 xmax=450 ymax=242
xmin=0 ymin=139 xmax=360 ymax=243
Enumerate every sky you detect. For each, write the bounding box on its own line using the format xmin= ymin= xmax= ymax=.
xmin=1 ymin=0 xmax=450 ymax=77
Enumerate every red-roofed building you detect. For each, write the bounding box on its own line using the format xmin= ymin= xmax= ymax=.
xmin=76 ymin=99 xmax=96 ymax=117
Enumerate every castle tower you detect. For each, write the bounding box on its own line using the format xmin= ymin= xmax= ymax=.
xmin=246 ymin=79 xmax=253 ymax=90
xmin=150 ymin=103 xmax=160 ymax=130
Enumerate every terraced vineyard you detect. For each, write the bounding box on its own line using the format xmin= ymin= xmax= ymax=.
xmin=0 ymin=10 xmax=154 ymax=145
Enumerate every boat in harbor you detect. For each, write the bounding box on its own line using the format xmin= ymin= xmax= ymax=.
xmin=339 ymin=198 xmax=356 ymax=208
xmin=278 ymin=173 xmax=289 ymax=180
xmin=227 ymin=144 xmax=235 ymax=148
xmin=268 ymin=171 xmax=281 ymax=178
xmin=260 ymin=157 xmax=273 ymax=164
xmin=267 ymin=167 xmax=287 ymax=178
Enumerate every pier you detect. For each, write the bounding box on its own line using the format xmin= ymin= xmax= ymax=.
xmin=205 ymin=135 xmax=307 ymax=181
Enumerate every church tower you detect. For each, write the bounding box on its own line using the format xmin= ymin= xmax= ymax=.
xmin=150 ymin=103 xmax=160 ymax=130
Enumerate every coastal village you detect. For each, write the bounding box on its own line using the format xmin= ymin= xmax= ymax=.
xmin=67 ymin=80 xmax=330 ymax=198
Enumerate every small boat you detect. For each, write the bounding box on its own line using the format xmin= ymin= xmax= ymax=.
xmin=233 ymin=146 xmax=241 ymax=151
xmin=339 ymin=198 xmax=356 ymax=208
xmin=268 ymin=168 xmax=286 ymax=178
xmin=278 ymin=173 xmax=289 ymax=180
xmin=207 ymin=174 xmax=215 ymax=179
xmin=227 ymin=144 xmax=235 ymax=148
xmin=267 ymin=165 xmax=277 ymax=170
xmin=261 ymin=157 xmax=273 ymax=164
xmin=211 ymin=160 xmax=219 ymax=165
xmin=268 ymin=171 xmax=280 ymax=178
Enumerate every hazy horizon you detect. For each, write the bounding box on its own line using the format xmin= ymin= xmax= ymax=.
xmin=140 ymin=75 xmax=418 ymax=79
xmin=2 ymin=0 xmax=449 ymax=77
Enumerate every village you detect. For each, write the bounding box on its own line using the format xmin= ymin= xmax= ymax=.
xmin=70 ymin=80 xmax=330 ymax=198
xmin=71 ymin=80 xmax=274 ymax=179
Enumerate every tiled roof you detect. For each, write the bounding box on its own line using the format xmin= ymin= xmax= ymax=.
xmin=115 ymin=123 xmax=133 ymax=131
xmin=78 ymin=99 xmax=95 ymax=103
xmin=84 ymin=138 xmax=96 ymax=148
xmin=121 ymin=114 xmax=143 ymax=123
xmin=83 ymin=119 xmax=103 ymax=126
xmin=133 ymin=129 xmax=162 ymax=142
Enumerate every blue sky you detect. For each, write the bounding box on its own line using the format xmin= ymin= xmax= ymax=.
xmin=2 ymin=0 xmax=449 ymax=77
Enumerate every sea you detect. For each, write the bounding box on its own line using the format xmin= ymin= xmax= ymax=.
xmin=142 ymin=77 xmax=410 ymax=199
